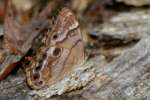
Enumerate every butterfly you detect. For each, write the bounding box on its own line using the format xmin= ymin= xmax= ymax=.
xmin=25 ymin=8 xmax=86 ymax=89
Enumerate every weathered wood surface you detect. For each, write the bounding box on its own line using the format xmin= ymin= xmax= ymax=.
xmin=117 ymin=0 xmax=150 ymax=6
xmin=1 ymin=9 xmax=150 ymax=100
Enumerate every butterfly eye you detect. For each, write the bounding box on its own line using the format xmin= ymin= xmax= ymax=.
xmin=51 ymin=47 xmax=62 ymax=57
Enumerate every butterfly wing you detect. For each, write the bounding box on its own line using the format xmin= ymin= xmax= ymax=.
xmin=26 ymin=8 xmax=85 ymax=89
xmin=25 ymin=8 xmax=85 ymax=89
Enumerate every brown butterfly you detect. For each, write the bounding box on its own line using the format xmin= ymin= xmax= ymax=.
xmin=25 ymin=8 xmax=86 ymax=89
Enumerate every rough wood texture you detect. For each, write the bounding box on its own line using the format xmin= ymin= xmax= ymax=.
xmin=1 ymin=9 xmax=150 ymax=100
xmin=117 ymin=0 xmax=150 ymax=6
